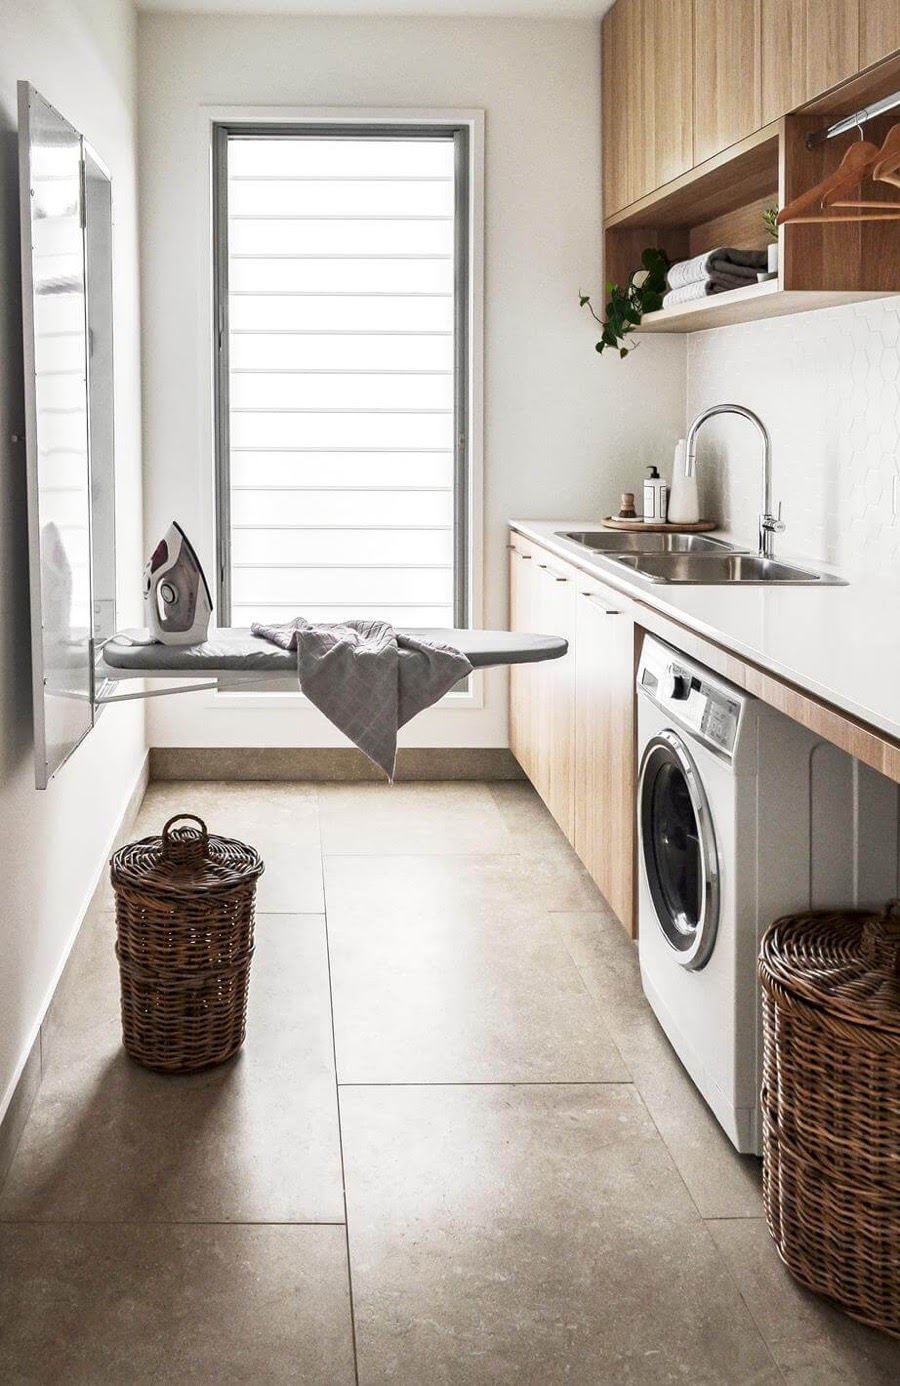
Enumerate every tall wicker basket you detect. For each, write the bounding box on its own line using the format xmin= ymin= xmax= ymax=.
xmin=758 ymin=901 xmax=900 ymax=1338
xmin=111 ymin=814 xmax=264 ymax=1074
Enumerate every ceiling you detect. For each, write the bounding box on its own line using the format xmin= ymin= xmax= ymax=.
xmin=136 ymin=0 xmax=615 ymax=16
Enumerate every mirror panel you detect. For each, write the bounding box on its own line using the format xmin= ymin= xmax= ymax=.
xmin=83 ymin=142 xmax=116 ymax=660
xmin=19 ymin=83 xmax=93 ymax=786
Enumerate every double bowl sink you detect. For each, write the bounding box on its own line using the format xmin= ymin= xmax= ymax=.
xmin=558 ymin=531 xmax=846 ymax=586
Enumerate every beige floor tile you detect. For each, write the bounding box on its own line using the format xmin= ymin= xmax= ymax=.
xmin=132 ymin=781 xmax=325 ymax=912
xmin=325 ymin=856 xmax=627 ymax=1083
xmin=318 ymin=781 xmax=516 ymax=855
xmin=340 ymin=1084 xmax=781 ymax=1385
xmin=1 ymin=915 xmax=343 ymax=1223
xmin=0 ymin=1222 xmax=355 ymax=1385
xmin=708 ymin=1218 xmax=900 ymax=1384
xmin=558 ymin=911 xmax=764 ymax=1219
xmin=489 ymin=781 xmax=575 ymax=852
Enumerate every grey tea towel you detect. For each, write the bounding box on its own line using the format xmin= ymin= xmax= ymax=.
xmin=250 ymin=617 xmax=473 ymax=779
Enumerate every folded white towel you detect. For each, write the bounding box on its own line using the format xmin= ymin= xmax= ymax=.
xmin=662 ymin=281 xmax=715 ymax=309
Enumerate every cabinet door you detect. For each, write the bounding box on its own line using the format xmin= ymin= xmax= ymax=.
xmin=761 ymin=0 xmax=806 ymax=122
xmin=806 ymin=0 xmax=858 ymax=97
xmin=602 ymin=0 xmax=641 ymax=215
xmin=534 ymin=556 xmax=577 ymax=841
xmin=860 ymin=0 xmax=900 ymax=67
xmin=646 ymin=0 xmax=694 ymax=189
xmin=693 ymin=0 xmax=761 ymax=165
xmin=603 ymin=0 xmax=693 ymax=215
xmin=762 ymin=0 xmax=858 ymax=122
xmin=574 ymin=585 xmax=635 ymax=934
xmin=509 ymin=540 xmax=541 ymax=792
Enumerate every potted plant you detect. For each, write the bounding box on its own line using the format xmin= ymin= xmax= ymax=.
xmin=580 ymin=247 xmax=669 ymax=359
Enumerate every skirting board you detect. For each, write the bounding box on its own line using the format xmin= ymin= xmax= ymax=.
xmin=150 ymin=746 xmax=526 ymax=782
xmin=0 ymin=752 xmax=149 ymax=1187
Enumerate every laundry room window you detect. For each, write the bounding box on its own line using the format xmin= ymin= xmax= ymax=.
xmin=212 ymin=123 xmax=471 ymax=630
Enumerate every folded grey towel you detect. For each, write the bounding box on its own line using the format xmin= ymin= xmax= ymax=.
xmin=667 ymin=247 xmax=768 ymax=291
xmin=250 ymin=617 xmax=473 ymax=779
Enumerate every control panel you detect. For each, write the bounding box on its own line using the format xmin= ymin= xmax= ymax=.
xmin=637 ymin=637 xmax=745 ymax=757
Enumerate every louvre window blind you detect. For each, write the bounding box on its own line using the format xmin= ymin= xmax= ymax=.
xmin=214 ymin=126 xmax=469 ymax=630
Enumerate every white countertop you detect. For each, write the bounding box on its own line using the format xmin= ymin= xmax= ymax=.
xmin=510 ymin=520 xmax=900 ymax=743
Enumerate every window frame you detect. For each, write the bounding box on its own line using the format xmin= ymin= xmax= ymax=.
xmin=211 ymin=119 xmax=472 ymax=630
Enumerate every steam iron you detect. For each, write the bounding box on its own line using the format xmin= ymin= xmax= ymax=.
xmin=143 ymin=521 xmax=213 ymax=646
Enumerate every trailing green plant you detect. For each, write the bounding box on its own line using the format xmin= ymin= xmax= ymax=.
xmin=763 ymin=206 xmax=779 ymax=240
xmin=579 ymin=247 xmax=669 ymax=359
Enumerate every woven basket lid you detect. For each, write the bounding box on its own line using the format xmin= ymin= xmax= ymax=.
xmin=760 ymin=900 xmax=900 ymax=1035
xmin=111 ymin=814 xmax=264 ymax=897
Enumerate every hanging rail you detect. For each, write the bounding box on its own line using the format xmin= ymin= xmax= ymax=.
xmin=807 ymin=89 xmax=900 ymax=148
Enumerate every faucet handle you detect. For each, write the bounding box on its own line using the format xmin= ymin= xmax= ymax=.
xmin=764 ymin=501 xmax=786 ymax=533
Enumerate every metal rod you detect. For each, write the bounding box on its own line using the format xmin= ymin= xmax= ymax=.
xmin=807 ymin=89 xmax=900 ymax=148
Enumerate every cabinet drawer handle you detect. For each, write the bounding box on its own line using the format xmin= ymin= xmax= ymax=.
xmin=581 ymin=592 xmax=621 ymax=615
xmin=537 ymin=562 xmax=568 ymax=582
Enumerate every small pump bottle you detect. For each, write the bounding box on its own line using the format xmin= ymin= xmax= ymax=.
xmin=643 ymin=465 xmax=668 ymax=523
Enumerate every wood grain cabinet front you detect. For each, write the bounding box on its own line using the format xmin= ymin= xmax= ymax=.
xmin=693 ymin=0 xmax=762 ymax=165
xmin=761 ymin=0 xmax=859 ymax=124
xmin=532 ymin=556 xmax=578 ymax=842
xmin=602 ymin=0 xmax=693 ymax=216
xmin=860 ymin=0 xmax=900 ymax=68
xmin=508 ymin=539 xmax=577 ymax=838
xmin=509 ymin=538 xmax=542 ymax=793
xmin=573 ymin=583 xmax=636 ymax=935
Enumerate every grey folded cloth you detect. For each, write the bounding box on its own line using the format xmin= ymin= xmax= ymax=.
xmin=666 ymin=247 xmax=768 ymax=291
xmin=250 ymin=617 xmax=473 ymax=779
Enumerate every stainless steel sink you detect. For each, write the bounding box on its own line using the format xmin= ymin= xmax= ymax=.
xmin=608 ymin=552 xmax=846 ymax=585
xmin=558 ymin=530 xmax=741 ymax=555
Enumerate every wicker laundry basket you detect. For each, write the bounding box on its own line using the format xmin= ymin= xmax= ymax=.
xmin=758 ymin=900 xmax=900 ymax=1338
xmin=110 ymin=814 xmax=264 ymax=1074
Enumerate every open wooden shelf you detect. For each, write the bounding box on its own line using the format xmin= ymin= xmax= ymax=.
xmin=637 ymin=281 xmax=894 ymax=334
xmin=603 ymin=67 xmax=900 ymax=336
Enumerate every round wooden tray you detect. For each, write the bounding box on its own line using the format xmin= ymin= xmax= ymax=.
xmin=603 ymin=516 xmax=717 ymax=533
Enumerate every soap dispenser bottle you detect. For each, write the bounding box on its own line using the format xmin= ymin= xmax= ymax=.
xmin=643 ymin=465 xmax=667 ymax=523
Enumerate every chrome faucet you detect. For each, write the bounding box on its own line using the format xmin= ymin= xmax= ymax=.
xmin=684 ymin=404 xmax=785 ymax=559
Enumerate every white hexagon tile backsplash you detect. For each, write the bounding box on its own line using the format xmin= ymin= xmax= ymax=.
xmin=685 ymin=296 xmax=900 ymax=579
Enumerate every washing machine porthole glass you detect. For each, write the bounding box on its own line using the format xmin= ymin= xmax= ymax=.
xmin=640 ymin=731 xmax=720 ymax=970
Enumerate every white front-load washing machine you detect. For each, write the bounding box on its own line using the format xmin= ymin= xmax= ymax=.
xmin=636 ymin=636 xmax=841 ymax=1155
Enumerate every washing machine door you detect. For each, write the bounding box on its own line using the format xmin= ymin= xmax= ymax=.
xmin=639 ymin=729 xmax=720 ymax=970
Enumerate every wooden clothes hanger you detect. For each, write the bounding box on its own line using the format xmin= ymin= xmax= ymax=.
xmin=869 ymin=122 xmax=900 ymax=189
xmin=777 ymin=125 xmax=900 ymax=225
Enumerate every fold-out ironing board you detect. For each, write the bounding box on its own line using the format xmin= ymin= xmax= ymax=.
xmin=97 ymin=626 xmax=567 ymax=701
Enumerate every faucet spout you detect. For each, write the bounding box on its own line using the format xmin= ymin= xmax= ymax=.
xmin=683 ymin=403 xmax=784 ymax=559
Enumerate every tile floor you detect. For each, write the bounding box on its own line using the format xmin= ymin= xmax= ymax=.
xmin=1 ymin=780 xmax=898 ymax=1384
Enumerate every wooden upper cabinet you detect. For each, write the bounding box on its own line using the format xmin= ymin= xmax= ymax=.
xmin=646 ymin=0 xmax=694 ymax=189
xmin=602 ymin=0 xmax=692 ymax=216
xmin=602 ymin=0 xmax=640 ymax=215
xmin=762 ymin=0 xmax=859 ymax=123
xmin=693 ymin=0 xmax=762 ymax=165
xmin=807 ymin=0 xmax=859 ymax=95
xmin=761 ymin=0 xmax=806 ymax=122
xmin=860 ymin=0 xmax=900 ymax=67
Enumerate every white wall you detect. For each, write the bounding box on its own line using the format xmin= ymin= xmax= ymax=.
xmin=686 ymin=297 xmax=900 ymax=580
xmin=0 ymin=0 xmax=145 ymax=1121
xmin=137 ymin=13 xmax=684 ymax=750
